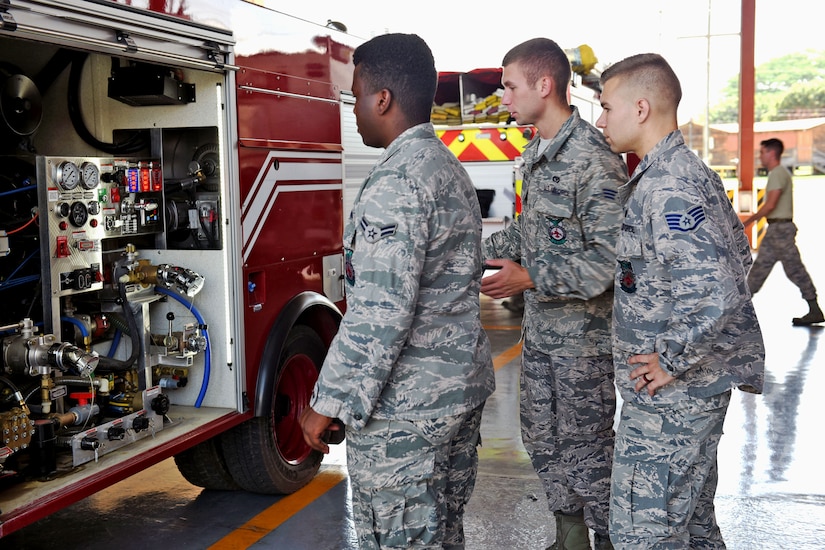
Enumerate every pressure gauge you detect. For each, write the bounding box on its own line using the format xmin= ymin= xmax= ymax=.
xmin=80 ymin=162 xmax=100 ymax=190
xmin=69 ymin=201 xmax=88 ymax=228
xmin=55 ymin=161 xmax=80 ymax=191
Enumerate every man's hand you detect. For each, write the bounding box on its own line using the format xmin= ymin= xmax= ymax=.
xmin=480 ymin=259 xmax=534 ymax=299
xmin=628 ymin=352 xmax=675 ymax=396
xmin=300 ymin=406 xmax=334 ymax=454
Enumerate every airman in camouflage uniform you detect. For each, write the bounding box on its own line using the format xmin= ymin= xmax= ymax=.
xmin=597 ymin=53 xmax=765 ymax=549
xmin=300 ymin=33 xmax=494 ymax=550
xmin=481 ymin=38 xmax=626 ymax=550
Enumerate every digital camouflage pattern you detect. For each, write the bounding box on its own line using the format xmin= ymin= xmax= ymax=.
xmin=346 ymin=405 xmax=483 ymax=549
xmin=309 ymin=121 xmax=493 ymax=549
xmin=748 ymin=221 xmax=817 ymax=300
xmin=612 ymin=130 xmax=765 ymax=403
xmin=610 ymin=393 xmax=729 ymax=548
xmin=610 ymin=130 xmax=765 ymax=548
xmin=520 ymin=350 xmax=615 ymax=535
xmin=483 ymin=106 xmax=627 ymax=357
xmin=483 ymin=106 xmax=625 ymax=538
xmin=310 ymin=122 xmax=494 ymax=429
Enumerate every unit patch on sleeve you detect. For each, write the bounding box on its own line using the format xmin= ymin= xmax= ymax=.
xmin=618 ymin=260 xmax=636 ymax=293
xmin=359 ymin=216 xmax=397 ymax=243
xmin=344 ymin=247 xmax=355 ymax=286
xmin=665 ymin=205 xmax=706 ymax=232
xmin=548 ymin=218 xmax=567 ymax=244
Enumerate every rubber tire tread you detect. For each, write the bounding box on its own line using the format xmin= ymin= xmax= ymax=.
xmin=220 ymin=325 xmax=325 ymax=494
xmin=174 ymin=436 xmax=241 ymax=491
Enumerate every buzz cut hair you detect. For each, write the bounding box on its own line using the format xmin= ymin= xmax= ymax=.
xmin=600 ymin=53 xmax=683 ymax=110
xmin=502 ymin=38 xmax=571 ymax=105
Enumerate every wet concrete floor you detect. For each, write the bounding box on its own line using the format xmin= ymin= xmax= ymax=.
xmin=5 ymin=179 xmax=825 ymax=549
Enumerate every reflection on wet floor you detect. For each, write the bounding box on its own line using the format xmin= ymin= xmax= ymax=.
xmin=467 ymin=296 xmax=825 ymax=549
xmin=465 ymin=181 xmax=825 ymax=549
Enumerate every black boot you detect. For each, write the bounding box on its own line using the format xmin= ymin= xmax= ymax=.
xmin=793 ymin=299 xmax=825 ymax=326
xmin=593 ymin=532 xmax=614 ymax=550
xmin=546 ymin=511 xmax=590 ymax=550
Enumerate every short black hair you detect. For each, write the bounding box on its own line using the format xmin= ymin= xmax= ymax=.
xmin=760 ymin=137 xmax=784 ymax=157
xmin=353 ymin=33 xmax=437 ymax=123
xmin=502 ymin=38 xmax=571 ymax=105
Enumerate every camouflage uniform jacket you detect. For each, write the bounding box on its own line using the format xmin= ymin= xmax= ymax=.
xmin=613 ymin=130 xmax=765 ymax=404
xmin=311 ymin=122 xmax=495 ymax=431
xmin=483 ymin=106 xmax=626 ymax=356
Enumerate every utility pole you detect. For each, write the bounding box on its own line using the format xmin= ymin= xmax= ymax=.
xmin=704 ymin=0 xmax=712 ymax=164
xmin=679 ymin=0 xmax=738 ymax=165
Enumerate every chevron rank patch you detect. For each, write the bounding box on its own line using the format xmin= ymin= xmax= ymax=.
xmin=359 ymin=216 xmax=397 ymax=243
xmin=665 ymin=205 xmax=706 ymax=232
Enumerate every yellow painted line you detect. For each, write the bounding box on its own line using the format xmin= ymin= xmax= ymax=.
xmin=209 ymin=331 xmax=520 ymax=548
xmin=483 ymin=324 xmax=521 ymax=331
xmin=208 ymin=466 xmax=347 ymax=549
xmin=493 ymin=341 xmax=522 ymax=371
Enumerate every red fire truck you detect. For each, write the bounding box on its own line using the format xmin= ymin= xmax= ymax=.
xmin=0 ymin=0 xmax=370 ymax=537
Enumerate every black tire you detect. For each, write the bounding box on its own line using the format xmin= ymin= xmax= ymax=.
xmin=221 ymin=325 xmax=326 ymax=494
xmin=174 ymin=437 xmax=241 ymax=491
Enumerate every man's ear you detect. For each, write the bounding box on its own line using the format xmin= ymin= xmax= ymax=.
xmin=538 ymin=76 xmax=552 ymax=98
xmin=636 ymin=98 xmax=651 ymax=123
xmin=376 ymin=88 xmax=392 ymax=115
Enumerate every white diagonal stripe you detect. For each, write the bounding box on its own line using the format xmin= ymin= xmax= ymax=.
xmin=242 ymin=151 xmax=342 ymax=262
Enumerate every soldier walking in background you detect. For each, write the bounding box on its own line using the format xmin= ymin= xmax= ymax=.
xmin=743 ymin=137 xmax=824 ymax=326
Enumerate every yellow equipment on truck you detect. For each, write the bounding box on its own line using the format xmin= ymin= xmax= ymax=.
xmin=431 ymin=46 xmax=603 ymax=232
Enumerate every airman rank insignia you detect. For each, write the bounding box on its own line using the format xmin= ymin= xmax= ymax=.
xmin=548 ymin=218 xmax=567 ymax=244
xmin=618 ymin=260 xmax=636 ymax=293
xmin=359 ymin=216 xmax=397 ymax=243
xmin=665 ymin=205 xmax=706 ymax=232
xmin=344 ymin=248 xmax=355 ymax=286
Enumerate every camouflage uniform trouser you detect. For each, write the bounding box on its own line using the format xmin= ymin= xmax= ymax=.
xmin=609 ymin=391 xmax=730 ymax=549
xmin=520 ymin=347 xmax=616 ymax=537
xmin=747 ymin=221 xmax=818 ymax=300
xmin=345 ymin=404 xmax=484 ymax=549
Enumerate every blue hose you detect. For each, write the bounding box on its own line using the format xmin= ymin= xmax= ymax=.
xmin=0 ymin=183 xmax=36 ymax=198
xmin=0 ymin=251 xmax=40 ymax=291
xmin=61 ymin=316 xmax=90 ymax=338
xmin=107 ymin=329 xmax=122 ymax=358
xmin=153 ymin=286 xmax=211 ymax=408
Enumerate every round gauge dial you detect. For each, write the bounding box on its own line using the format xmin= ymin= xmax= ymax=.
xmin=55 ymin=161 xmax=80 ymax=191
xmin=80 ymin=162 xmax=100 ymax=190
xmin=69 ymin=201 xmax=88 ymax=228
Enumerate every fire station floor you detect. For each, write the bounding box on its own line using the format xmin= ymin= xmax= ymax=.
xmin=6 ymin=181 xmax=825 ymax=550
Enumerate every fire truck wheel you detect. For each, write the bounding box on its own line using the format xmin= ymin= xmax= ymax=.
xmin=221 ymin=325 xmax=325 ymax=494
xmin=174 ymin=437 xmax=241 ymax=491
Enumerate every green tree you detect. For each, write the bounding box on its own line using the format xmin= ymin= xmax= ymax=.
xmin=709 ymin=49 xmax=825 ymax=123
xmin=775 ymin=81 xmax=825 ymax=119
